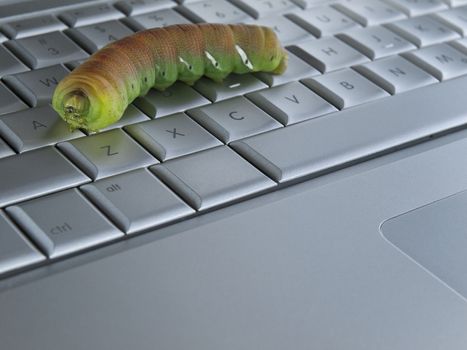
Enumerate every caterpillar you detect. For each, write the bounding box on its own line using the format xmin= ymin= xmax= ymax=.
xmin=52 ymin=23 xmax=288 ymax=132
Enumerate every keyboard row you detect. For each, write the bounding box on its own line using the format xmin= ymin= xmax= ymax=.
xmin=2 ymin=72 xmax=467 ymax=276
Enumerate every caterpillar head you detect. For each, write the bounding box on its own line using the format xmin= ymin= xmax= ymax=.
xmin=52 ymin=65 xmax=126 ymax=132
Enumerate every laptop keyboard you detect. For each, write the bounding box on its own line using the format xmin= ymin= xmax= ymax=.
xmin=1 ymin=0 xmax=467 ymax=277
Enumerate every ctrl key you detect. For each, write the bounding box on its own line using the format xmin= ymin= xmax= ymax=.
xmin=6 ymin=188 xmax=123 ymax=259
xmin=0 ymin=211 xmax=44 ymax=275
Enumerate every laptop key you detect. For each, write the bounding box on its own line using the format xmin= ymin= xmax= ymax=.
xmin=0 ymin=81 xmax=28 ymax=116
xmin=354 ymin=56 xmax=438 ymax=94
xmin=230 ymin=0 xmax=298 ymax=19
xmin=134 ymin=82 xmax=210 ymax=118
xmin=286 ymin=6 xmax=360 ymax=38
xmin=289 ymin=37 xmax=370 ymax=73
xmin=5 ymin=31 xmax=88 ymax=69
xmin=403 ymin=43 xmax=467 ymax=80
xmin=1 ymin=15 xmax=67 ymax=40
xmin=303 ymin=69 xmax=389 ymax=109
xmin=0 ymin=105 xmax=84 ymax=153
xmin=386 ymin=0 xmax=448 ymax=17
xmin=0 ymin=211 xmax=45 ymax=276
xmin=334 ymin=0 xmax=406 ymax=26
xmin=0 ymin=146 xmax=89 ymax=207
xmin=194 ymin=74 xmax=267 ymax=102
xmin=81 ymin=168 xmax=195 ymax=234
xmin=3 ymin=64 xmax=69 ymax=107
xmin=337 ymin=26 xmax=416 ymax=60
xmin=125 ymin=112 xmax=221 ymax=161
xmin=255 ymin=50 xmax=320 ymax=86
xmin=0 ymin=45 xmax=28 ymax=78
xmin=115 ymin=0 xmax=175 ymax=16
xmin=122 ymin=9 xmax=191 ymax=31
xmin=177 ymin=0 xmax=251 ymax=23
xmin=65 ymin=20 xmax=134 ymax=54
xmin=246 ymin=15 xmax=313 ymax=45
xmin=247 ymin=81 xmax=337 ymax=125
xmin=58 ymin=128 xmax=156 ymax=180
xmin=385 ymin=15 xmax=460 ymax=47
xmin=0 ymin=137 xmax=14 ymax=159
xmin=151 ymin=146 xmax=276 ymax=211
xmin=435 ymin=7 xmax=467 ymax=35
xmin=59 ymin=3 xmax=125 ymax=27
xmin=7 ymin=188 xmax=122 ymax=259
xmin=188 ymin=96 xmax=282 ymax=143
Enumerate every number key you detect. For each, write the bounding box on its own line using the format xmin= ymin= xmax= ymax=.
xmin=178 ymin=0 xmax=251 ymax=23
xmin=5 ymin=31 xmax=88 ymax=69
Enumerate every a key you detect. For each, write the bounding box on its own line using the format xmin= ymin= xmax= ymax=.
xmin=403 ymin=43 xmax=467 ymax=80
xmin=286 ymin=5 xmax=360 ymax=38
xmin=151 ymin=146 xmax=276 ymax=210
xmin=0 ymin=82 xmax=27 ymax=116
xmin=0 ymin=105 xmax=84 ymax=153
xmin=355 ymin=55 xmax=438 ymax=94
xmin=81 ymin=168 xmax=194 ymax=233
xmin=230 ymin=74 xmax=467 ymax=183
xmin=434 ymin=6 xmax=467 ymax=35
xmin=246 ymin=15 xmax=313 ymax=45
xmin=134 ymin=82 xmax=210 ymax=118
xmin=0 ymin=44 xmax=28 ymax=78
xmin=188 ymin=96 xmax=282 ymax=143
xmin=177 ymin=0 xmax=251 ymax=23
xmin=59 ymin=3 xmax=125 ymax=27
xmin=3 ymin=64 xmax=69 ymax=107
xmin=0 ymin=137 xmax=14 ymax=159
xmin=385 ymin=15 xmax=460 ymax=47
xmin=122 ymin=8 xmax=192 ymax=31
xmin=230 ymin=0 xmax=298 ymax=19
xmin=0 ymin=211 xmax=44 ymax=276
xmin=115 ymin=0 xmax=175 ymax=16
xmin=247 ymin=81 xmax=337 ymax=125
xmin=386 ymin=0 xmax=448 ymax=16
xmin=193 ymin=74 xmax=267 ymax=102
xmin=0 ymin=146 xmax=89 ymax=207
xmin=99 ymin=105 xmax=150 ymax=131
xmin=255 ymin=50 xmax=320 ymax=86
xmin=303 ymin=69 xmax=389 ymax=109
xmin=334 ymin=0 xmax=406 ymax=26
xmin=125 ymin=112 xmax=221 ymax=161
xmin=5 ymin=31 xmax=88 ymax=69
xmin=7 ymin=188 xmax=122 ymax=259
xmin=289 ymin=37 xmax=369 ymax=73
xmin=58 ymin=128 xmax=156 ymax=180
xmin=65 ymin=20 xmax=134 ymax=53
xmin=337 ymin=26 xmax=416 ymax=59
xmin=1 ymin=15 xmax=67 ymax=39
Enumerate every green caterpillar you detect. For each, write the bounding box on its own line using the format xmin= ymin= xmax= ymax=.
xmin=52 ymin=23 xmax=288 ymax=132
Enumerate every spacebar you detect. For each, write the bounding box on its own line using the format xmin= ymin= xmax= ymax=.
xmin=231 ymin=76 xmax=467 ymax=183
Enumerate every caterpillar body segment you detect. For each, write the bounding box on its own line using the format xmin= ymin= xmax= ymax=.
xmin=52 ymin=23 xmax=288 ymax=132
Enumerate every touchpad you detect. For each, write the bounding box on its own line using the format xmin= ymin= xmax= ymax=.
xmin=381 ymin=190 xmax=467 ymax=299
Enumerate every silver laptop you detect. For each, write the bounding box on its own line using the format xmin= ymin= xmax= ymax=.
xmin=1 ymin=0 xmax=467 ymax=348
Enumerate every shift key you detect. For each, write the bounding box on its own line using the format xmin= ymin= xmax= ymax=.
xmin=0 ymin=146 xmax=89 ymax=207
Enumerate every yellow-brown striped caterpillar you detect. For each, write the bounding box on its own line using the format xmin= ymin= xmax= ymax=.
xmin=52 ymin=23 xmax=288 ymax=132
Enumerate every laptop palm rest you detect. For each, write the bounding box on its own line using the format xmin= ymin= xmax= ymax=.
xmin=381 ymin=190 xmax=467 ymax=299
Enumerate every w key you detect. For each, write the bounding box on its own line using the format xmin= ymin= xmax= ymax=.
xmin=3 ymin=64 xmax=69 ymax=107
